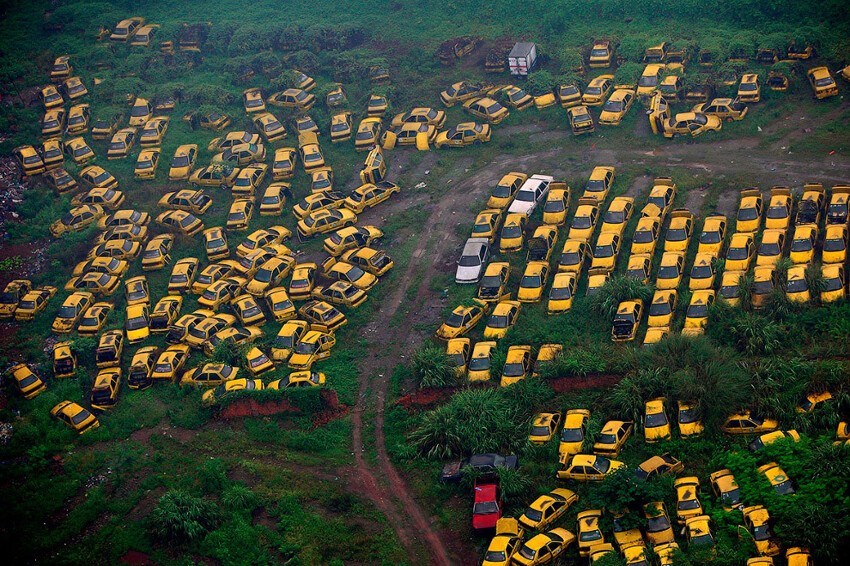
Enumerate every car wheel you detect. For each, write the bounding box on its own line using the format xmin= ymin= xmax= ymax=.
xmin=473 ymin=140 xmax=482 ymax=146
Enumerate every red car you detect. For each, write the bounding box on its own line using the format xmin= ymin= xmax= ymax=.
xmin=473 ymin=479 xmax=503 ymax=530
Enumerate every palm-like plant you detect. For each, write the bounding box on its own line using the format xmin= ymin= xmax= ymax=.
xmin=592 ymin=276 xmax=654 ymax=320
xmin=411 ymin=345 xmax=458 ymax=388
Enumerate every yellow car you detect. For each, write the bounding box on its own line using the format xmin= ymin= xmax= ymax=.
xmin=155 ymin=210 xmax=205 ymax=236
xmin=586 ymin=268 xmax=610 ymax=296
xmin=548 ymin=272 xmax=577 ymax=314
xmin=430 ymin=122 xmax=491 ymax=149
xmin=91 ymin=113 xmax=122 ymax=140
xmin=225 ymin=199 xmax=253 ymax=231
xmin=354 ymin=117 xmax=383 ymax=151
xmin=683 ymin=290 xmax=715 ymax=336
xmin=582 ymin=166 xmax=615 ymax=202
xmin=62 ymin=76 xmax=88 ymax=100
xmin=599 ymin=89 xmax=635 ymax=125
xmin=518 ymin=488 xmax=578 ymax=530
xmin=45 ymin=168 xmax=77 ymax=193
xmin=129 ymin=23 xmax=158 ymax=46
xmin=637 ymin=64 xmax=666 ymax=96
xmin=692 ymin=98 xmax=748 ymax=121
xmin=8 ymin=364 xmax=47 ymax=399
xmin=213 ymin=142 xmax=266 ymax=166
xmin=182 ymin=363 xmax=240 ymax=387
xmin=807 ymin=66 xmax=838 ymax=99
xmin=765 ymin=187 xmax=792 ymax=230
xmin=629 ymin=217 xmax=660 ymax=258
xmin=709 ymin=469 xmax=744 ymax=511
xmin=656 ymin=252 xmax=685 ymax=290
xmin=245 ymin=347 xmax=274 ymax=376
xmin=542 ymin=188 xmax=570 ymax=225
xmin=557 ymin=454 xmax=625 ymax=481
xmin=264 ymin=287 xmax=296 ymax=322
xmin=259 ymin=183 xmax=289 ymax=215
xmin=446 ymin=338 xmax=470 ymax=377
xmin=268 ymin=88 xmax=316 ymax=110
xmin=322 ymin=257 xmax=377 ymax=291
xmin=644 ymin=502 xmax=675 ymax=546
xmin=243 ymin=88 xmax=265 ymax=113
xmin=52 ymin=291 xmax=95 ymax=333
xmin=436 ymin=301 xmax=488 ymax=340
xmin=601 ymin=196 xmax=634 ymax=237
xmin=674 ymin=477 xmax=703 ymax=523
xmin=788 ymin=224 xmax=817 ymax=265
xmin=470 ymin=209 xmax=503 ymax=244
xmin=139 ymin=116 xmax=169 ymax=147
xmin=488 ymin=172 xmax=528 ymax=210
xmin=188 ymin=164 xmax=239 ymax=189
xmin=289 ymin=263 xmax=318 ymax=300
xmin=741 ymin=506 xmax=781 ymax=557
xmin=125 ymin=304 xmax=150 ymax=343
xmin=662 ymin=112 xmax=722 ymax=138
xmin=299 ymin=142 xmax=326 ymax=173
xmin=272 ymin=320 xmax=309 ymax=362
xmin=517 ymin=261 xmax=549 ymax=303
xmin=51 ymin=401 xmax=99 ymax=435
xmin=557 ymin=83 xmax=582 ymax=107
xmin=467 ymin=341 xmax=497 ymax=382
xmin=288 ymin=330 xmax=336 ymax=370
xmin=65 ymin=103 xmax=91 ymax=135
xmin=41 ymin=84 xmax=64 ymax=108
xmin=134 ymin=148 xmax=160 ymax=179
xmin=500 ymin=345 xmax=531 ymax=387
xmin=737 ymin=189 xmax=763 ymax=233
xmin=440 ymin=81 xmax=491 ymax=106
xmin=268 ymin=371 xmax=326 ymax=389
xmin=688 ymin=253 xmax=716 ymax=291
xmin=756 ymin=229 xmax=786 ymax=267
xmin=749 ymin=430 xmax=800 ymax=452
xmin=697 ymin=215 xmax=727 ymax=257
xmin=482 ymin=518 xmax=524 ymax=566
xmin=557 ymin=239 xmax=590 ymax=275
xmin=42 ymin=108 xmax=66 ymax=137
xmin=294 ymin=116 xmax=319 ymax=136
xmin=483 ymin=300 xmax=521 ymax=339
xmin=139 ymin=234 xmax=173 ymax=270
xmin=590 ymin=233 xmax=621 ymax=272
xmin=821 ymin=264 xmax=846 ymax=302
xmin=663 ymin=209 xmax=693 ymax=252
xmin=64 ymin=136 xmax=95 ymax=165
xmin=722 ymin=412 xmax=778 ymax=435
xmin=498 ymin=85 xmax=532 ymax=110
xmin=644 ymin=398 xmax=672 ymax=442
xmin=626 ymin=253 xmax=649 ymax=282
xmin=159 ymin=190 xmax=212 ymax=217
xmin=647 ymin=290 xmax=676 ymax=328
xmin=785 ymin=265 xmax=810 ymax=303
xmin=40 ymin=138 xmax=65 ymax=170
xmin=529 ymin=412 xmax=562 ymax=444
xmin=594 ymin=420 xmax=634 ymax=456
xmin=822 ymin=224 xmax=847 ymax=264
xmin=800 ymin=391 xmax=833 ymax=414
xmin=311 ymin=281 xmax=367 ymax=309
xmin=786 ymin=548 xmax=813 ymax=566
xmin=150 ymin=295 xmax=182 ymax=332
xmin=12 ymin=285 xmax=57 ymax=321
xmin=245 ymin=256 xmax=293 ymax=296
xmin=110 ymin=16 xmax=144 ymax=40
xmin=166 ymin=258 xmax=199 ymax=295
xmin=513 ymin=529 xmax=576 ymax=566
xmin=391 ymin=107 xmax=446 ymax=129
xmin=758 ymin=462 xmax=795 ymax=496
xmin=123 ymin=276 xmax=149 ymax=307
xmin=582 ymin=75 xmax=615 ymax=105
xmin=568 ymin=105 xmax=595 ymax=135
xmin=463 ymin=97 xmax=509 ymax=124
xmin=725 ymin=233 xmax=755 ymax=272
xmin=735 ymin=73 xmax=761 ymax=103
xmin=533 ymin=344 xmax=562 ymax=378
xmin=107 ymin=128 xmax=137 ymax=159
xmin=685 ymin=515 xmax=715 ymax=554
xmin=330 ymin=112 xmax=353 ymax=142
xmin=299 ymin=300 xmax=347 ymax=333
xmin=677 ymin=401 xmax=704 ymax=437
xmin=589 ymin=40 xmax=614 ymax=67
xmin=77 ymin=302 xmax=113 ymax=335
xmin=383 ymin=122 xmax=437 ymax=149
xmin=95 ymin=330 xmax=124 ymax=368
xmin=72 ymin=186 xmax=126 ymax=210
xmin=230 ymin=163 xmax=268 ymax=199
xmin=576 ymin=510 xmax=605 ymax=557
xmin=531 ymin=85 xmax=557 ymax=109
xmin=52 ymin=342 xmax=78 ymax=378
xmin=198 ymin=278 xmax=246 ymax=310
xmin=202 ymin=378 xmax=264 ymax=406
xmin=558 ymin=409 xmax=590 ymax=462
xmin=367 ymin=94 xmax=388 ymax=116
xmin=568 ymin=198 xmax=600 ymax=242
xmin=343 ymin=181 xmax=400 ymax=213
xmin=752 ymin=265 xmax=777 ymax=309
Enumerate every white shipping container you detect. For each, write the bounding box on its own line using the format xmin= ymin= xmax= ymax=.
xmin=508 ymin=42 xmax=537 ymax=76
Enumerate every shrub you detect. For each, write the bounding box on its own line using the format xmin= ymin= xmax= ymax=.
xmin=411 ymin=345 xmax=458 ymax=388
xmin=592 ymin=276 xmax=654 ymax=320
xmin=149 ymin=490 xmax=219 ymax=544
xmin=727 ymin=312 xmax=784 ymax=356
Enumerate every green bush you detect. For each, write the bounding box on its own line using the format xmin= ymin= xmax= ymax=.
xmin=592 ymin=276 xmax=654 ymax=320
xmin=149 ymin=490 xmax=220 ymax=544
xmin=411 ymin=344 xmax=458 ymax=388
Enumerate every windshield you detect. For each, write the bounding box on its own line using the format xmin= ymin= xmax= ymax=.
xmin=459 ymin=254 xmax=482 ymax=267
xmin=473 ymin=501 xmax=499 ymax=514
xmin=824 ymin=238 xmax=845 ymax=252
xmin=502 ymin=225 xmax=522 ymax=239
xmin=492 ymin=184 xmax=512 ymax=198
xmin=638 ymin=76 xmax=658 ymax=87
xmin=767 ymin=206 xmax=787 ymax=219
xmin=586 ymin=180 xmax=605 ymax=192
xmin=738 ymin=207 xmax=758 ymax=221
xmin=468 ymin=356 xmax=490 ymax=371
xmin=254 ymin=268 xmax=273 ymax=283
xmin=550 ymin=285 xmax=572 ymax=300
xmin=604 ymin=100 xmax=624 ymax=112
xmin=127 ymin=316 xmax=147 ymax=330
xmin=544 ymin=200 xmax=564 ymax=212
xmin=824 ymin=277 xmax=842 ymax=292
xmin=647 ymin=515 xmax=670 ymax=533
xmin=760 ymin=243 xmax=780 ymax=255
xmin=787 ymin=279 xmax=807 ymax=293
xmin=572 ymin=216 xmax=592 ymax=229
xmin=591 ymin=48 xmax=608 ymax=57
xmin=679 ymin=407 xmax=699 ymax=423
xmin=515 ymin=191 xmax=535 ymax=203
xmin=594 ymin=245 xmax=613 ymax=258
xmin=700 ymin=231 xmax=721 ymax=244
xmin=520 ymin=275 xmax=541 ymax=288
xmin=692 ymin=265 xmax=712 ymax=279
xmin=658 ymin=265 xmax=679 ymax=279
xmin=633 ymin=229 xmax=654 ymax=243
xmin=646 ymin=413 xmax=668 ymax=427
xmin=561 ymin=428 xmax=582 ymax=442
xmin=687 ymin=304 xmax=708 ymax=318
xmin=294 ymin=341 xmax=317 ymax=355
xmin=489 ymin=315 xmax=509 ymax=329
xmin=503 ymin=362 xmax=525 ymax=377
xmin=57 ymin=305 xmax=78 ymax=318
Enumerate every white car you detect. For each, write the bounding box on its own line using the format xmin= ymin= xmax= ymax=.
xmin=456 ymin=238 xmax=490 ymax=284
xmin=507 ymin=174 xmax=554 ymax=216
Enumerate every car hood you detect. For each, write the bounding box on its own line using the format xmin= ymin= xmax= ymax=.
xmin=456 ymin=264 xmax=484 ymax=283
